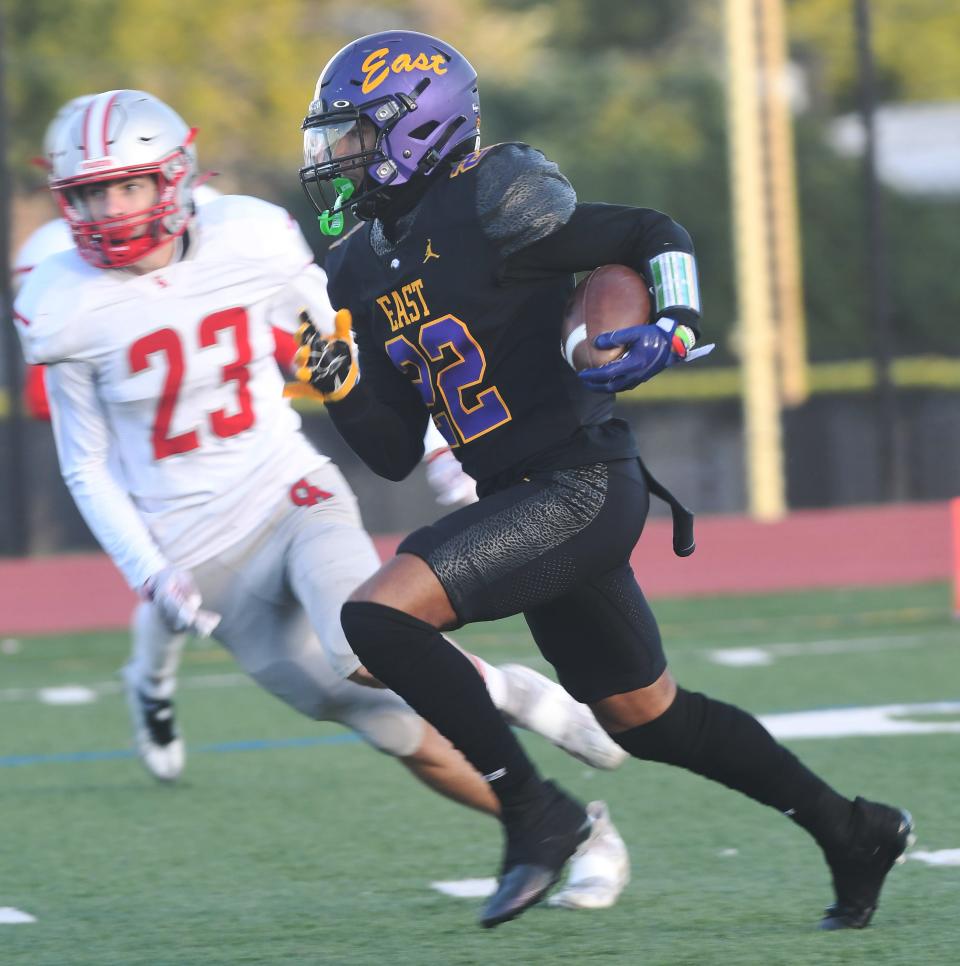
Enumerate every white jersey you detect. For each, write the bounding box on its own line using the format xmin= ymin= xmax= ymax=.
xmin=14 ymin=195 xmax=334 ymax=588
xmin=12 ymin=219 xmax=73 ymax=292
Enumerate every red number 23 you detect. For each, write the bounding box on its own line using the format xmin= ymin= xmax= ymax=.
xmin=129 ymin=307 xmax=255 ymax=460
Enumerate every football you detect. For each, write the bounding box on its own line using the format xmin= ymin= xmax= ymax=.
xmin=560 ymin=264 xmax=652 ymax=371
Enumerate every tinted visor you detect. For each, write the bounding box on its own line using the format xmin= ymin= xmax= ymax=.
xmin=302 ymin=114 xmax=378 ymax=185
xmin=304 ymin=119 xmax=359 ymax=168
xmin=300 ymin=112 xmax=389 ymax=229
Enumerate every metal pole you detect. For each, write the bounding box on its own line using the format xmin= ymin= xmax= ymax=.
xmin=854 ymin=0 xmax=903 ymax=501
xmin=0 ymin=6 xmax=30 ymax=555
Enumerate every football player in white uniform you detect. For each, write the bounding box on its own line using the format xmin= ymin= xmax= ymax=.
xmin=15 ymin=95 xmax=481 ymax=784
xmin=14 ymin=89 xmax=628 ymax=909
xmin=14 ymin=94 xmax=219 ymax=777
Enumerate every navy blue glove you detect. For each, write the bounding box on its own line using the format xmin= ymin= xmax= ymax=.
xmin=578 ymin=318 xmax=713 ymax=394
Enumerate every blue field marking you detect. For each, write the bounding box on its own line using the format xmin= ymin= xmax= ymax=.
xmin=0 ymin=733 xmax=360 ymax=768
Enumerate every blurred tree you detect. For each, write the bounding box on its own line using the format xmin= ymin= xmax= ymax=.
xmin=788 ymin=0 xmax=960 ymax=359
xmin=5 ymin=0 xmax=552 ymax=191
xmin=5 ymin=0 xmax=957 ymax=360
xmin=490 ymin=0 xmax=695 ymax=54
xmin=790 ymin=0 xmax=960 ymax=109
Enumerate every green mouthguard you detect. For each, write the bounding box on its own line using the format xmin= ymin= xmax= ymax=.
xmin=318 ymin=177 xmax=355 ymax=236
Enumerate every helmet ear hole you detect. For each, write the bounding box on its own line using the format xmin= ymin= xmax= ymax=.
xmin=435 ymin=116 xmax=468 ymax=151
xmin=408 ymin=121 xmax=439 ymax=141
xmin=415 ymin=114 xmax=470 ymax=176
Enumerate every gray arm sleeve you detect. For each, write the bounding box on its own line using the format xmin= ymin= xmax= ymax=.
xmin=475 ymin=143 xmax=578 ymax=258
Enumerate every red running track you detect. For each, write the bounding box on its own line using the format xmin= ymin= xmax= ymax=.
xmin=0 ymin=501 xmax=954 ymax=636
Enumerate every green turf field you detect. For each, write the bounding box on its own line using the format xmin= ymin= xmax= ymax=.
xmin=1 ymin=583 xmax=957 ymax=965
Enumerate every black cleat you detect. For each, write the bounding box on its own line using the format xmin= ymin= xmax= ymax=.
xmin=819 ymin=797 xmax=914 ymax=930
xmin=480 ymin=782 xmax=590 ymax=929
xmin=122 ymin=665 xmax=185 ymax=782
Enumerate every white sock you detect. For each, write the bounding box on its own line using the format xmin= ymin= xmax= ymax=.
xmin=470 ymin=655 xmax=509 ymax=710
xmin=127 ymin=601 xmax=187 ymax=701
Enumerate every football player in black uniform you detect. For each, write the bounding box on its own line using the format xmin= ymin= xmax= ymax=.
xmin=295 ymin=30 xmax=912 ymax=930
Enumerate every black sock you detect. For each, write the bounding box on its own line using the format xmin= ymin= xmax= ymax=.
xmin=341 ymin=601 xmax=540 ymax=808
xmin=612 ymin=687 xmax=852 ymax=848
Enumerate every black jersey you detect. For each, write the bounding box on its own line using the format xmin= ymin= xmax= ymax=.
xmin=324 ymin=143 xmax=696 ymax=491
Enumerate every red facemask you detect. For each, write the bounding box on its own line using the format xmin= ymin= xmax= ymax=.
xmin=53 ymin=144 xmax=195 ymax=269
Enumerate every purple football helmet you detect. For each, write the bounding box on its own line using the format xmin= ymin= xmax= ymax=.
xmin=300 ymin=30 xmax=480 ymax=233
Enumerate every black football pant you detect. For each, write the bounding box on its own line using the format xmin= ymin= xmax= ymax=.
xmin=399 ymin=458 xmax=663 ymax=703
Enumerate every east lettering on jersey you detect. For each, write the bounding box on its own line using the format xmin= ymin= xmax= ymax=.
xmin=376 ymin=277 xmax=430 ymax=332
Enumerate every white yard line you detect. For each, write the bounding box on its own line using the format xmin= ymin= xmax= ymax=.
xmin=706 ymin=634 xmax=942 ymax=667
xmin=430 ymin=878 xmax=497 ymax=898
xmin=760 ymin=701 xmax=960 ymax=739
xmin=0 ymin=907 xmax=36 ymax=924
xmin=429 ymin=845 xmax=960 ymax=903
xmin=4 ymin=638 xmax=959 ymax=744
xmin=909 ymin=850 xmax=960 ymax=867
xmin=0 ymin=672 xmax=249 ymax=704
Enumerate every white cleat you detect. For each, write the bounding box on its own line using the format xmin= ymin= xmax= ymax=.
xmin=121 ymin=666 xmax=185 ymax=782
xmin=498 ymin=663 xmax=628 ymax=770
xmin=549 ymin=801 xmax=630 ymax=910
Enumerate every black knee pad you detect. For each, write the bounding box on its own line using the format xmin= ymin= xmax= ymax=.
xmin=340 ymin=600 xmax=435 ymax=666
xmin=339 ymin=600 xmax=538 ymax=792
